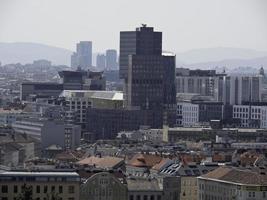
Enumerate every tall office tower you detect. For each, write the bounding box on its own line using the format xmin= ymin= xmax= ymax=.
xmin=96 ymin=54 xmax=106 ymax=69
xmin=120 ymin=25 xmax=176 ymax=126
xmin=218 ymin=75 xmax=262 ymax=105
xmin=106 ymin=49 xmax=117 ymax=70
xmin=71 ymin=52 xmax=78 ymax=68
xmin=119 ymin=25 xmax=162 ymax=79
xmin=76 ymin=41 xmax=92 ymax=69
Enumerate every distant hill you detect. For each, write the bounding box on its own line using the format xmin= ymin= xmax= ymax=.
xmin=182 ymin=56 xmax=267 ymax=71
xmin=176 ymin=47 xmax=267 ymax=65
xmin=0 ymin=42 xmax=73 ymax=65
xmin=0 ymin=43 xmax=266 ymax=69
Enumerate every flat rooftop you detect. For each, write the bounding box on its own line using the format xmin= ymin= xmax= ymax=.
xmin=60 ymin=90 xmax=123 ymax=101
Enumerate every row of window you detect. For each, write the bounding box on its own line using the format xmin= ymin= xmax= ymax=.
xmin=1 ymin=185 xmax=75 ymax=194
xmin=129 ymin=194 xmax=162 ymax=200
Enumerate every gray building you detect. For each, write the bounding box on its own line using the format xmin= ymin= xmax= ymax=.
xmin=58 ymin=69 xmax=106 ymax=91
xmin=106 ymin=49 xmax=118 ymax=70
xmin=12 ymin=118 xmax=81 ymax=150
xmin=76 ymin=41 xmax=92 ymax=69
xmin=80 ymin=172 xmax=127 ymax=200
xmin=96 ymin=53 xmax=106 ymax=69
xmin=198 ymin=167 xmax=267 ymax=200
xmin=71 ymin=52 xmax=78 ymax=68
xmin=20 ymin=82 xmax=63 ymax=101
xmin=218 ymin=75 xmax=262 ymax=105
xmin=176 ymin=68 xmax=224 ymax=100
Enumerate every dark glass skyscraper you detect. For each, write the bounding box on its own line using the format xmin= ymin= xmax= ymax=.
xmin=119 ymin=25 xmax=162 ymax=79
xmin=120 ymin=25 xmax=176 ymax=126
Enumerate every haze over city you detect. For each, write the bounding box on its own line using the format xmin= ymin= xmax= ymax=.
xmin=1 ymin=1 xmax=267 ymax=200
xmin=0 ymin=0 xmax=267 ymax=53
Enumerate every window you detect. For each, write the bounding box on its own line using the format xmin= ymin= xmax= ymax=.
xmin=14 ymin=185 xmax=18 ymax=193
xmin=36 ymin=185 xmax=40 ymax=193
xmin=144 ymin=195 xmax=148 ymax=200
xmin=2 ymin=185 xmax=8 ymax=193
xmin=44 ymin=185 xmax=48 ymax=193
xmin=130 ymin=195 xmax=134 ymax=200
xmin=68 ymin=185 xmax=75 ymax=194
xmin=59 ymin=185 xmax=63 ymax=193
xmin=137 ymin=195 xmax=141 ymax=200
xmin=51 ymin=186 xmax=55 ymax=192
xmin=157 ymin=195 xmax=162 ymax=200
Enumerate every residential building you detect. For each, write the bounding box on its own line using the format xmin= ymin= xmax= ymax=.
xmin=198 ymin=167 xmax=267 ymax=200
xmin=0 ymin=171 xmax=80 ymax=200
xmin=80 ymin=172 xmax=127 ymax=200
xmin=160 ymin=163 xmax=218 ymax=200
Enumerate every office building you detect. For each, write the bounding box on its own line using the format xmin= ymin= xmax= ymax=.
xmin=87 ymin=108 xmax=163 ymax=140
xmin=232 ymin=105 xmax=267 ymax=128
xmin=0 ymin=171 xmax=80 ymax=200
xmin=121 ymin=25 xmax=176 ymax=127
xmin=61 ymin=90 xmax=123 ymax=129
xmin=58 ymin=69 xmax=106 ymax=91
xmin=198 ymin=167 xmax=267 ymax=200
xmin=12 ymin=118 xmax=81 ymax=150
xmin=106 ymin=49 xmax=117 ymax=70
xmin=119 ymin=25 xmax=162 ymax=80
xmin=126 ymin=53 xmax=176 ymax=111
xmin=176 ymin=68 xmax=223 ymax=100
xmin=176 ymin=102 xmax=199 ymax=127
xmin=96 ymin=54 xmax=106 ymax=69
xmin=218 ymin=75 xmax=262 ymax=105
xmin=76 ymin=41 xmax=92 ymax=69
xmin=20 ymin=82 xmax=63 ymax=101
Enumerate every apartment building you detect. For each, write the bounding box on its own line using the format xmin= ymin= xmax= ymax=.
xmin=198 ymin=167 xmax=267 ymax=200
xmin=0 ymin=171 xmax=80 ymax=200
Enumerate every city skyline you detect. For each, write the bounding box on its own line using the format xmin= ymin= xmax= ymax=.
xmin=0 ymin=0 xmax=267 ymax=53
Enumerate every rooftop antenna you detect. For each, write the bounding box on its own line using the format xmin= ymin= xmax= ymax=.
xmin=142 ymin=23 xmax=147 ymax=27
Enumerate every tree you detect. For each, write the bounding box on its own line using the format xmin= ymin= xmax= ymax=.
xmin=17 ymin=183 xmax=33 ymax=200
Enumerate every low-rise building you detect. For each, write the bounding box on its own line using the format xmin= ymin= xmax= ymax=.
xmin=198 ymin=167 xmax=267 ymax=200
xmin=12 ymin=118 xmax=81 ymax=150
xmin=80 ymin=172 xmax=127 ymax=200
xmin=160 ymin=163 xmax=218 ymax=200
xmin=0 ymin=171 xmax=80 ymax=200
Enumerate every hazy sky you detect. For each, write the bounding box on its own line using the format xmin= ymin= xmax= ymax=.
xmin=0 ymin=0 xmax=267 ymax=53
